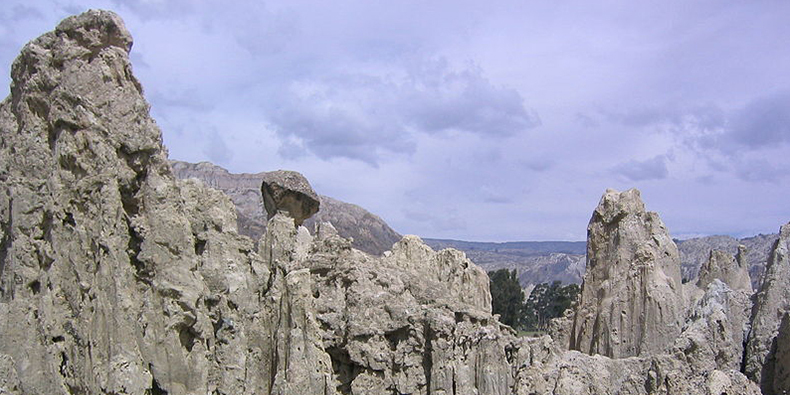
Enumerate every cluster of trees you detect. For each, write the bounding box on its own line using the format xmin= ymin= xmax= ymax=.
xmin=489 ymin=269 xmax=580 ymax=332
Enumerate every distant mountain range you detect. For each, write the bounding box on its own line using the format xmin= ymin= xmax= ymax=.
xmin=423 ymin=239 xmax=586 ymax=288
xmin=171 ymin=160 xmax=778 ymax=290
xmin=675 ymin=233 xmax=777 ymax=290
xmin=425 ymin=234 xmax=777 ymax=290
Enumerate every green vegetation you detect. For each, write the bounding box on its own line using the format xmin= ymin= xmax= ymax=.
xmin=488 ymin=269 xmax=580 ymax=334
xmin=523 ymin=281 xmax=580 ymax=331
xmin=489 ymin=269 xmax=525 ymax=328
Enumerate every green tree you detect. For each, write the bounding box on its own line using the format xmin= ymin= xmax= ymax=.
xmin=523 ymin=281 xmax=580 ymax=331
xmin=488 ymin=269 xmax=525 ymax=328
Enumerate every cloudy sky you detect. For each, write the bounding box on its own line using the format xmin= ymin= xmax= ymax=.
xmin=2 ymin=1 xmax=790 ymax=241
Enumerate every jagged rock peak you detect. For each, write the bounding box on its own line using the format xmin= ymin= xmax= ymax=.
xmin=261 ymin=170 xmax=320 ymax=226
xmin=591 ymin=187 xmax=646 ymax=225
xmin=570 ymin=188 xmax=684 ymax=358
xmin=55 ymin=9 xmax=132 ymax=52
xmin=745 ymin=221 xmax=790 ymax=393
xmin=696 ymin=248 xmax=753 ymax=292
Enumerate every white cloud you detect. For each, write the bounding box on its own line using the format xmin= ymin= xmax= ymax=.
xmin=2 ymin=0 xmax=790 ymax=241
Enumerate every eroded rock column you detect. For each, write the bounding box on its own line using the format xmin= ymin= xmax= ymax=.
xmin=570 ymin=188 xmax=684 ymax=358
xmin=745 ymin=222 xmax=790 ymax=393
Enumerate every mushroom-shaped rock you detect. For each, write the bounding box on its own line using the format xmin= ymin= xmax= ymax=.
xmin=261 ymin=170 xmax=320 ymax=226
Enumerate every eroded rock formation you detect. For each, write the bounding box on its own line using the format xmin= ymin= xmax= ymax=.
xmin=696 ymin=247 xmax=752 ymax=292
xmin=0 ymin=10 xmax=282 ymax=394
xmin=569 ymin=188 xmax=685 ymax=358
xmin=0 ymin=10 xmax=781 ymax=395
xmin=0 ymin=12 xmax=518 ymax=395
xmin=261 ymin=170 xmax=320 ymax=226
xmin=676 ymin=279 xmax=752 ymax=372
xmin=772 ymin=312 xmax=790 ymax=395
xmin=677 ymin=233 xmax=776 ymax=289
xmin=745 ymin=222 xmax=790 ymax=393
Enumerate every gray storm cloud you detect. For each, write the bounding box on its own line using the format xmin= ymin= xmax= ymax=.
xmin=269 ymin=60 xmax=539 ymax=165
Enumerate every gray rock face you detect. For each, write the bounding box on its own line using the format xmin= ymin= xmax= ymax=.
xmin=570 ymin=188 xmax=684 ymax=358
xmin=773 ymin=312 xmax=790 ymax=395
xmin=301 ymin=228 xmax=513 ymax=394
xmin=0 ymin=10 xmax=294 ymax=394
xmin=171 ymin=160 xmax=402 ymax=255
xmin=675 ymin=279 xmax=752 ymax=372
xmin=745 ymin=222 xmax=790 ymax=393
xmin=261 ymin=170 xmax=320 ymax=226
xmin=696 ymin=247 xmax=753 ymax=292
xmin=512 ymin=347 xmax=760 ymax=395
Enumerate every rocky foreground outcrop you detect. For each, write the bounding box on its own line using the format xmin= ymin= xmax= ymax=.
xmin=0 ymin=10 xmax=784 ymax=395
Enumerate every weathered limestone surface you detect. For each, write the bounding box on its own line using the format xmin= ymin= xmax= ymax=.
xmin=772 ymin=312 xmax=790 ymax=395
xmin=261 ymin=170 xmax=320 ymax=226
xmin=569 ymin=188 xmax=684 ymax=358
xmin=511 ymin=337 xmax=760 ymax=395
xmin=301 ymin=226 xmax=512 ymax=394
xmin=675 ymin=279 xmax=752 ymax=372
xmin=745 ymin=222 xmax=790 ymax=393
xmin=0 ymin=354 xmax=22 ymax=395
xmin=696 ymin=247 xmax=752 ymax=292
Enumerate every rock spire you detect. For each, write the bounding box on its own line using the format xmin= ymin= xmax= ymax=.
xmin=744 ymin=222 xmax=790 ymax=393
xmin=569 ymin=188 xmax=684 ymax=358
xmin=696 ymin=247 xmax=753 ymax=292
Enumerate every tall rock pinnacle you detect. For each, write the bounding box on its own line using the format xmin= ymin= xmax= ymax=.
xmin=569 ymin=188 xmax=685 ymax=358
xmin=744 ymin=222 xmax=790 ymax=394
